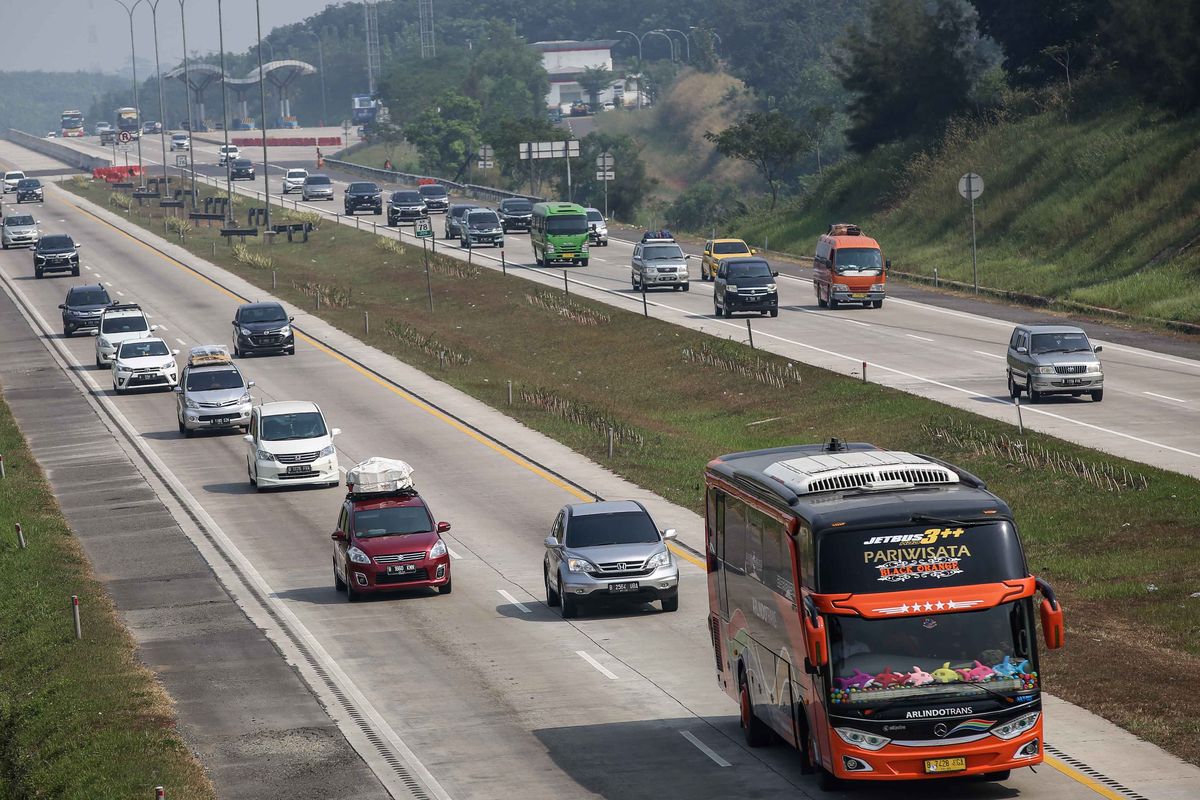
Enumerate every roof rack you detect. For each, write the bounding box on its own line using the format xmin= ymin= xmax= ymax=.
xmin=827 ymin=223 xmax=862 ymax=237
xmin=105 ymin=302 xmax=142 ymax=312
xmin=187 ymin=344 xmax=232 ymax=368
xmin=346 ymin=457 xmax=416 ymax=498
xmin=763 ymin=449 xmax=958 ymax=496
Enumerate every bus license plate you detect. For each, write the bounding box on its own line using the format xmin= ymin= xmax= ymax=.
xmin=562 ymin=253 xmax=574 ymax=260
xmin=851 ymin=293 xmax=867 ymax=299
xmin=387 ymin=564 xmax=416 ymax=574
xmin=609 ymin=581 xmax=639 ymax=593
xmin=286 ymin=465 xmax=310 ymax=474
xmin=924 ymin=757 xmax=966 ymax=774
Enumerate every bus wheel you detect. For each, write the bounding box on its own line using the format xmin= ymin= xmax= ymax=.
xmin=739 ymin=671 xmax=772 ymax=747
xmin=816 ymin=288 xmax=827 ymax=308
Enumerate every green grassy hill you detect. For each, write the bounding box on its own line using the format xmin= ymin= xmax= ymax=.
xmin=732 ymin=93 xmax=1200 ymax=325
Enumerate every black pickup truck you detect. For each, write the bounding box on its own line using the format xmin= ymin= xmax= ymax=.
xmin=344 ymin=182 xmax=383 ymax=215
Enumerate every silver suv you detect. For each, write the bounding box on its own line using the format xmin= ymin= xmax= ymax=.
xmin=631 ymin=239 xmax=690 ymax=292
xmin=175 ymin=346 xmax=254 ymax=436
xmin=1006 ymin=324 xmax=1104 ymax=403
xmin=543 ymin=500 xmax=680 ymax=618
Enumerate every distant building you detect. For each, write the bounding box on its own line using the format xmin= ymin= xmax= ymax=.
xmin=530 ymin=39 xmax=624 ymax=109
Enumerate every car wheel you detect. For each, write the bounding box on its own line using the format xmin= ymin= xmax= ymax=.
xmin=112 ymin=383 xmax=122 ymax=395
xmin=661 ymin=593 xmax=679 ymax=612
xmin=828 ymin=295 xmax=840 ymax=310
xmin=1028 ymin=384 xmax=1042 ymax=403
xmin=769 ymin=307 xmax=778 ymax=318
xmin=1008 ymin=372 xmax=1021 ymax=399
xmin=232 ymin=343 xmax=241 ymax=358
xmin=72 ymin=267 xmax=79 ymax=277
xmin=580 ymin=259 xmax=589 ymax=267
xmin=437 ymin=576 xmax=453 ymax=595
xmin=760 ymin=309 xmax=768 ymax=316
xmin=461 ymin=239 xmax=469 ymax=248
xmin=683 ymin=283 xmax=690 ymax=292
xmin=739 ymin=670 xmax=772 ymax=747
xmin=872 ymin=299 xmax=884 ymax=308
xmin=1 ymin=242 xmax=7 ymax=250
xmin=560 ymin=576 xmax=579 ymax=619
xmin=334 ymin=561 xmax=346 ymax=592
xmin=35 ymin=269 xmax=43 ymax=279
xmin=545 ymin=567 xmax=561 ymax=607
xmin=63 ymin=326 xmax=74 ymax=337
xmin=248 ymin=463 xmax=259 ymax=490
xmin=722 ymin=302 xmax=733 ymax=319
xmin=816 ymin=289 xmax=827 ymax=308
xmin=714 ymin=301 xmax=721 ymax=317
xmin=1091 ymin=389 xmax=1104 ymax=402
xmin=345 ymin=575 xmax=360 ymax=602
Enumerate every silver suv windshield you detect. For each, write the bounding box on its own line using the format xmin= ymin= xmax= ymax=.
xmin=566 ymin=511 xmax=659 ymax=548
xmin=1031 ymin=331 xmax=1091 ymax=354
xmin=186 ymin=368 xmax=243 ymax=392
xmin=643 ymin=245 xmax=684 ymax=260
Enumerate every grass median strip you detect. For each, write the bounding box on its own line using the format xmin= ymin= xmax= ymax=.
xmin=65 ymin=178 xmax=1200 ymax=765
xmin=0 ymin=393 xmax=214 ymax=798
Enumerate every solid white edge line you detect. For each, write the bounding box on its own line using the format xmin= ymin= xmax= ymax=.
xmin=497 ymin=589 xmax=531 ymax=613
xmin=0 ymin=263 xmax=456 ymax=800
xmin=1144 ymin=391 xmax=1186 ymax=403
xmin=974 ymin=350 xmax=1004 ymax=359
xmin=576 ymin=650 xmax=618 ymax=680
xmin=679 ymin=730 xmax=731 ymax=767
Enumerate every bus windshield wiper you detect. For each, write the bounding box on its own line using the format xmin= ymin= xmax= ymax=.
xmin=908 ymin=514 xmax=991 ymax=527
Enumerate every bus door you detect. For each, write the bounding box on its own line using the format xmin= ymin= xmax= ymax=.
xmin=709 ymin=489 xmax=729 ymax=617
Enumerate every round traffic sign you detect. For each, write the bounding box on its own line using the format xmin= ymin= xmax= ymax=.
xmin=118 ymin=131 xmax=133 ymax=144
xmin=958 ymin=172 xmax=984 ymax=200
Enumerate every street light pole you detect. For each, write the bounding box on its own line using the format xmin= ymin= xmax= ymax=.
xmin=645 ymin=30 xmax=675 ymax=63
xmin=177 ymin=0 xmax=197 ymax=205
xmin=148 ymin=0 xmax=170 ymax=192
xmin=255 ymin=0 xmax=271 ymax=229
xmin=113 ymin=0 xmax=146 ymax=183
xmin=664 ymin=28 xmax=690 ymax=62
xmin=216 ymin=0 xmax=233 ymax=218
xmin=615 ymin=30 xmax=644 ymax=109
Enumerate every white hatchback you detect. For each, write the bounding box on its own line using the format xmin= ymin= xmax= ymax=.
xmin=112 ymin=337 xmax=179 ymax=393
xmin=245 ymin=401 xmax=341 ymax=491
xmin=94 ymin=304 xmax=157 ymax=368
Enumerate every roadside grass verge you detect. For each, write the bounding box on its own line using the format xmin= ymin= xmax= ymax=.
xmin=0 ymin=394 xmax=214 ymax=797
xmin=63 ymin=177 xmax=1200 ymax=764
xmin=339 ymin=140 xmax=421 ymax=173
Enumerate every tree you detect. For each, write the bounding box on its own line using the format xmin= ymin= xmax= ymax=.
xmin=577 ymin=66 xmax=613 ymax=111
xmin=481 ymin=115 xmax=567 ymax=192
xmin=690 ymin=29 xmax=720 ymax=74
xmin=1105 ymin=0 xmax=1200 ymax=112
xmin=403 ymin=91 xmax=481 ymax=180
xmin=704 ymin=112 xmax=813 ymax=207
xmin=972 ymin=0 xmax=1105 ymax=88
xmin=467 ymin=20 xmax=550 ymax=121
xmin=834 ymin=0 xmax=999 ymax=152
xmin=563 ymin=132 xmax=654 ymax=218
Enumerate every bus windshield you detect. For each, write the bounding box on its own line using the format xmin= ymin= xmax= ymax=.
xmin=546 ymin=214 xmax=587 ymax=235
xmin=834 ymin=247 xmax=883 ymax=275
xmin=827 ymin=601 xmax=1037 ymax=710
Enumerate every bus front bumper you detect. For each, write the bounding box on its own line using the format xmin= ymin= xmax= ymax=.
xmin=826 ymin=730 xmax=1042 ymax=780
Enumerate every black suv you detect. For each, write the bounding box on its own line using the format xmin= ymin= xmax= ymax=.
xmin=34 ymin=234 xmax=81 ymax=279
xmin=229 ymin=159 xmax=256 ymax=180
xmin=386 ymin=190 xmax=427 ymax=226
xmin=59 ymin=283 xmax=112 ymax=336
xmin=344 ymin=182 xmax=383 ymax=215
xmin=232 ymin=301 xmax=295 ymax=357
xmin=443 ymin=204 xmax=477 ymax=239
xmin=497 ymin=198 xmax=533 ymax=232
xmin=714 ymin=257 xmax=779 ymax=318
xmin=15 ymin=178 xmax=43 ymax=204
xmin=418 ymin=183 xmax=449 ymax=214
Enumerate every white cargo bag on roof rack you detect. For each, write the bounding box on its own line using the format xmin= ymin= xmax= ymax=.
xmin=346 ymin=457 xmax=415 ymax=494
xmin=187 ymin=344 xmax=231 ymax=367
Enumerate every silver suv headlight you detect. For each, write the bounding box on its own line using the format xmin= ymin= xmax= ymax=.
xmin=567 ymin=557 xmax=598 ymax=573
xmin=646 ymin=550 xmax=670 ymax=569
xmin=239 ymin=392 xmax=252 ymax=404
xmin=347 ymin=546 xmax=372 ymax=565
xmin=1034 ymin=366 xmax=1056 ymax=374
xmin=185 ymin=397 xmax=200 ymax=409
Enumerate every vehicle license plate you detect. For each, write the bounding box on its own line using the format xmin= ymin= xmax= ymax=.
xmin=1064 ymin=378 xmax=1084 ymax=386
xmin=609 ymin=581 xmax=639 ymax=593
xmin=286 ymin=465 xmax=310 ymax=474
xmin=210 ymin=416 xmax=232 ymax=425
xmin=924 ymin=757 xmax=966 ymax=773
xmin=562 ymin=253 xmax=574 ymax=260
xmin=851 ymin=293 xmax=867 ymax=298
xmin=387 ymin=564 xmax=417 ymax=574
xmin=746 ymin=296 xmax=759 ymax=302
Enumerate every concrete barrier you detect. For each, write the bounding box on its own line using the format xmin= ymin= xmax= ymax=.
xmin=5 ymin=129 xmax=111 ymax=172
xmin=322 ymin=157 xmax=543 ymax=205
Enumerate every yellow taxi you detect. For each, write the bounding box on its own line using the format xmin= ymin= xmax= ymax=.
xmin=700 ymin=238 xmax=756 ymax=281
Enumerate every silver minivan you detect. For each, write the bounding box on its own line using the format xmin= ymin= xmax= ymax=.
xmin=1006 ymin=324 xmax=1104 ymax=402
xmin=544 ymin=500 xmax=680 ymax=618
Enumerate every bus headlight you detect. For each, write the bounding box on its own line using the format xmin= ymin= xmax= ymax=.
xmin=834 ymin=728 xmax=891 ymax=751
xmin=990 ymin=712 xmax=1040 ymax=740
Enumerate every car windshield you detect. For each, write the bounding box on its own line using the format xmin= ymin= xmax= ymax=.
xmin=186 ymin=369 xmax=243 ymax=392
xmin=118 ymin=340 xmax=169 ymax=358
xmin=503 ymin=200 xmax=532 ymax=212
xmin=1031 ymin=331 xmax=1092 ymax=354
xmin=349 ymin=183 xmax=378 ymax=193
xmin=643 ymin=244 xmax=684 ymax=260
xmin=307 ymin=176 xmax=331 ymax=185
xmin=239 ymin=306 xmax=287 ymax=324
xmin=18 ymin=179 xmax=39 ymax=188
xmin=69 ymin=289 xmax=109 ymax=305
xmin=713 ymin=241 xmax=750 ymax=255
xmin=419 ymin=185 xmax=447 ymax=197
xmin=834 ymin=247 xmax=884 ymax=274
xmin=728 ymin=261 xmax=772 ymax=279
xmin=39 ymin=236 xmax=73 ymax=250
xmin=260 ymin=411 xmax=327 ymax=441
xmin=392 ymin=191 xmax=422 ymax=203
xmin=353 ymin=505 xmax=433 ymax=537
xmin=546 ymin=214 xmax=588 ymax=235
xmin=586 ymin=210 xmax=604 ymax=222
xmin=101 ymin=315 xmax=148 ymax=334
xmin=468 ymin=211 xmax=498 ymax=225
xmin=827 ymin=602 xmax=1037 ymax=710
xmin=5 ymin=172 xmax=25 ymax=180
xmin=234 ymin=160 xmax=252 ymax=167
xmin=566 ymin=510 xmax=660 ymax=548
xmin=5 ymin=215 xmax=34 ymax=227
xmin=287 ymin=171 xmax=307 ymax=178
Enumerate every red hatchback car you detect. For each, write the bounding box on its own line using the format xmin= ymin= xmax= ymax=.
xmin=332 ymin=489 xmax=452 ymax=601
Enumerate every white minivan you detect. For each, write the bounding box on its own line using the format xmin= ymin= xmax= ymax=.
xmin=245 ymin=401 xmax=341 ymax=491
xmin=218 ymin=145 xmax=240 ymax=166
xmin=282 ymin=168 xmax=309 ymax=194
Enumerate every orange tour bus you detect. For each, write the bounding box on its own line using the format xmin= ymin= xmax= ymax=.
xmin=813 ymin=223 xmax=889 ymax=309
xmin=705 ymin=438 xmax=1063 ymax=787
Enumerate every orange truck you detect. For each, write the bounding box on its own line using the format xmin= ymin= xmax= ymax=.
xmin=813 ymin=223 xmax=890 ymax=309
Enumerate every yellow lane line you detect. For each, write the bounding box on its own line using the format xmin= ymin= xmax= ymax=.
xmin=1044 ymin=755 xmax=1128 ymax=800
xmin=668 ymin=542 xmax=705 ymax=568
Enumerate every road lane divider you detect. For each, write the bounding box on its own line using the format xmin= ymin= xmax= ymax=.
xmin=497 ymin=589 xmax=532 ymax=613
xmin=680 ymin=731 xmax=731 ymax=768
xmin=576 ymin=651 xmax=618 ymax=680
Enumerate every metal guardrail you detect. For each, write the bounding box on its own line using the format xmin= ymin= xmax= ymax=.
xmin=322 ymin=157 xmax=544 ymax=205
xmin=6 ymin=129 xmax=111 ymax=172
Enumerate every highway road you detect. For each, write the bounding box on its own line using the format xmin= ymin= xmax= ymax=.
xmin=2 ymin=145 xmax=1195 ymax=799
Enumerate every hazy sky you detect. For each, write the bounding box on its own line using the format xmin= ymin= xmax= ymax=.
xmin=0 ymin=0 xmax=341 ymax=74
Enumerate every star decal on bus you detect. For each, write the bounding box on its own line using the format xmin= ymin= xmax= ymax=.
xmin=874 ymin=599 xmax=986 ymax=615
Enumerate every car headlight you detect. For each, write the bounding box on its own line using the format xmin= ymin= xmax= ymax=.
xmin=347 ymin=546 xmax=372 ymax=565
xmin=726 ymin=284 xmax=739 ymax=292
xmin=834 ymin=728 xmax=891 ymax=751
xmin=546 ymin=244 xmax=556 ymax=252
xmin=318 ymin=444 xmax=335 ymax=458
xmin=278 ymin=325 xmax=291 ymax=336
xmin=239 ymin=392 xmax=252 ymax=404
xmin=185 ymin=397 xmax=200 ymax=409
xmin=567 ymin=557 xmax=597 ymax=573
xmin=1034 ymin=366 xmax=1056 ymax=374
xmin=256 ymin=448 xmax=275 ymax=462
xmin=98 ymin=338 xmax=111 ymax=349
xmin=429 ymin=539 xmax=447 ymax=559
xmin=871 ymin=283 xmax=886 ymax=291
xmin=833 ymin=283 xmax=850 ymax=292
xmin=990 ymin=712 xmax=1040 ymax=740
xmin=240 ymin=327 xmax=252 ymax=336
xmin=765 ymin=283 xmax=777 ymax=292
xmin=646 ymin=550 xmax=670 ymax=569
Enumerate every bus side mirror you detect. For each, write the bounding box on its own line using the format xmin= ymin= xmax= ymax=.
xmin=1037 ymin=578 xmax=1064 ymax=649
xmin=803 ymin=613 xmax=828 ymax=667
xmin=885 ymin=258 xmax=891 ymax=271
